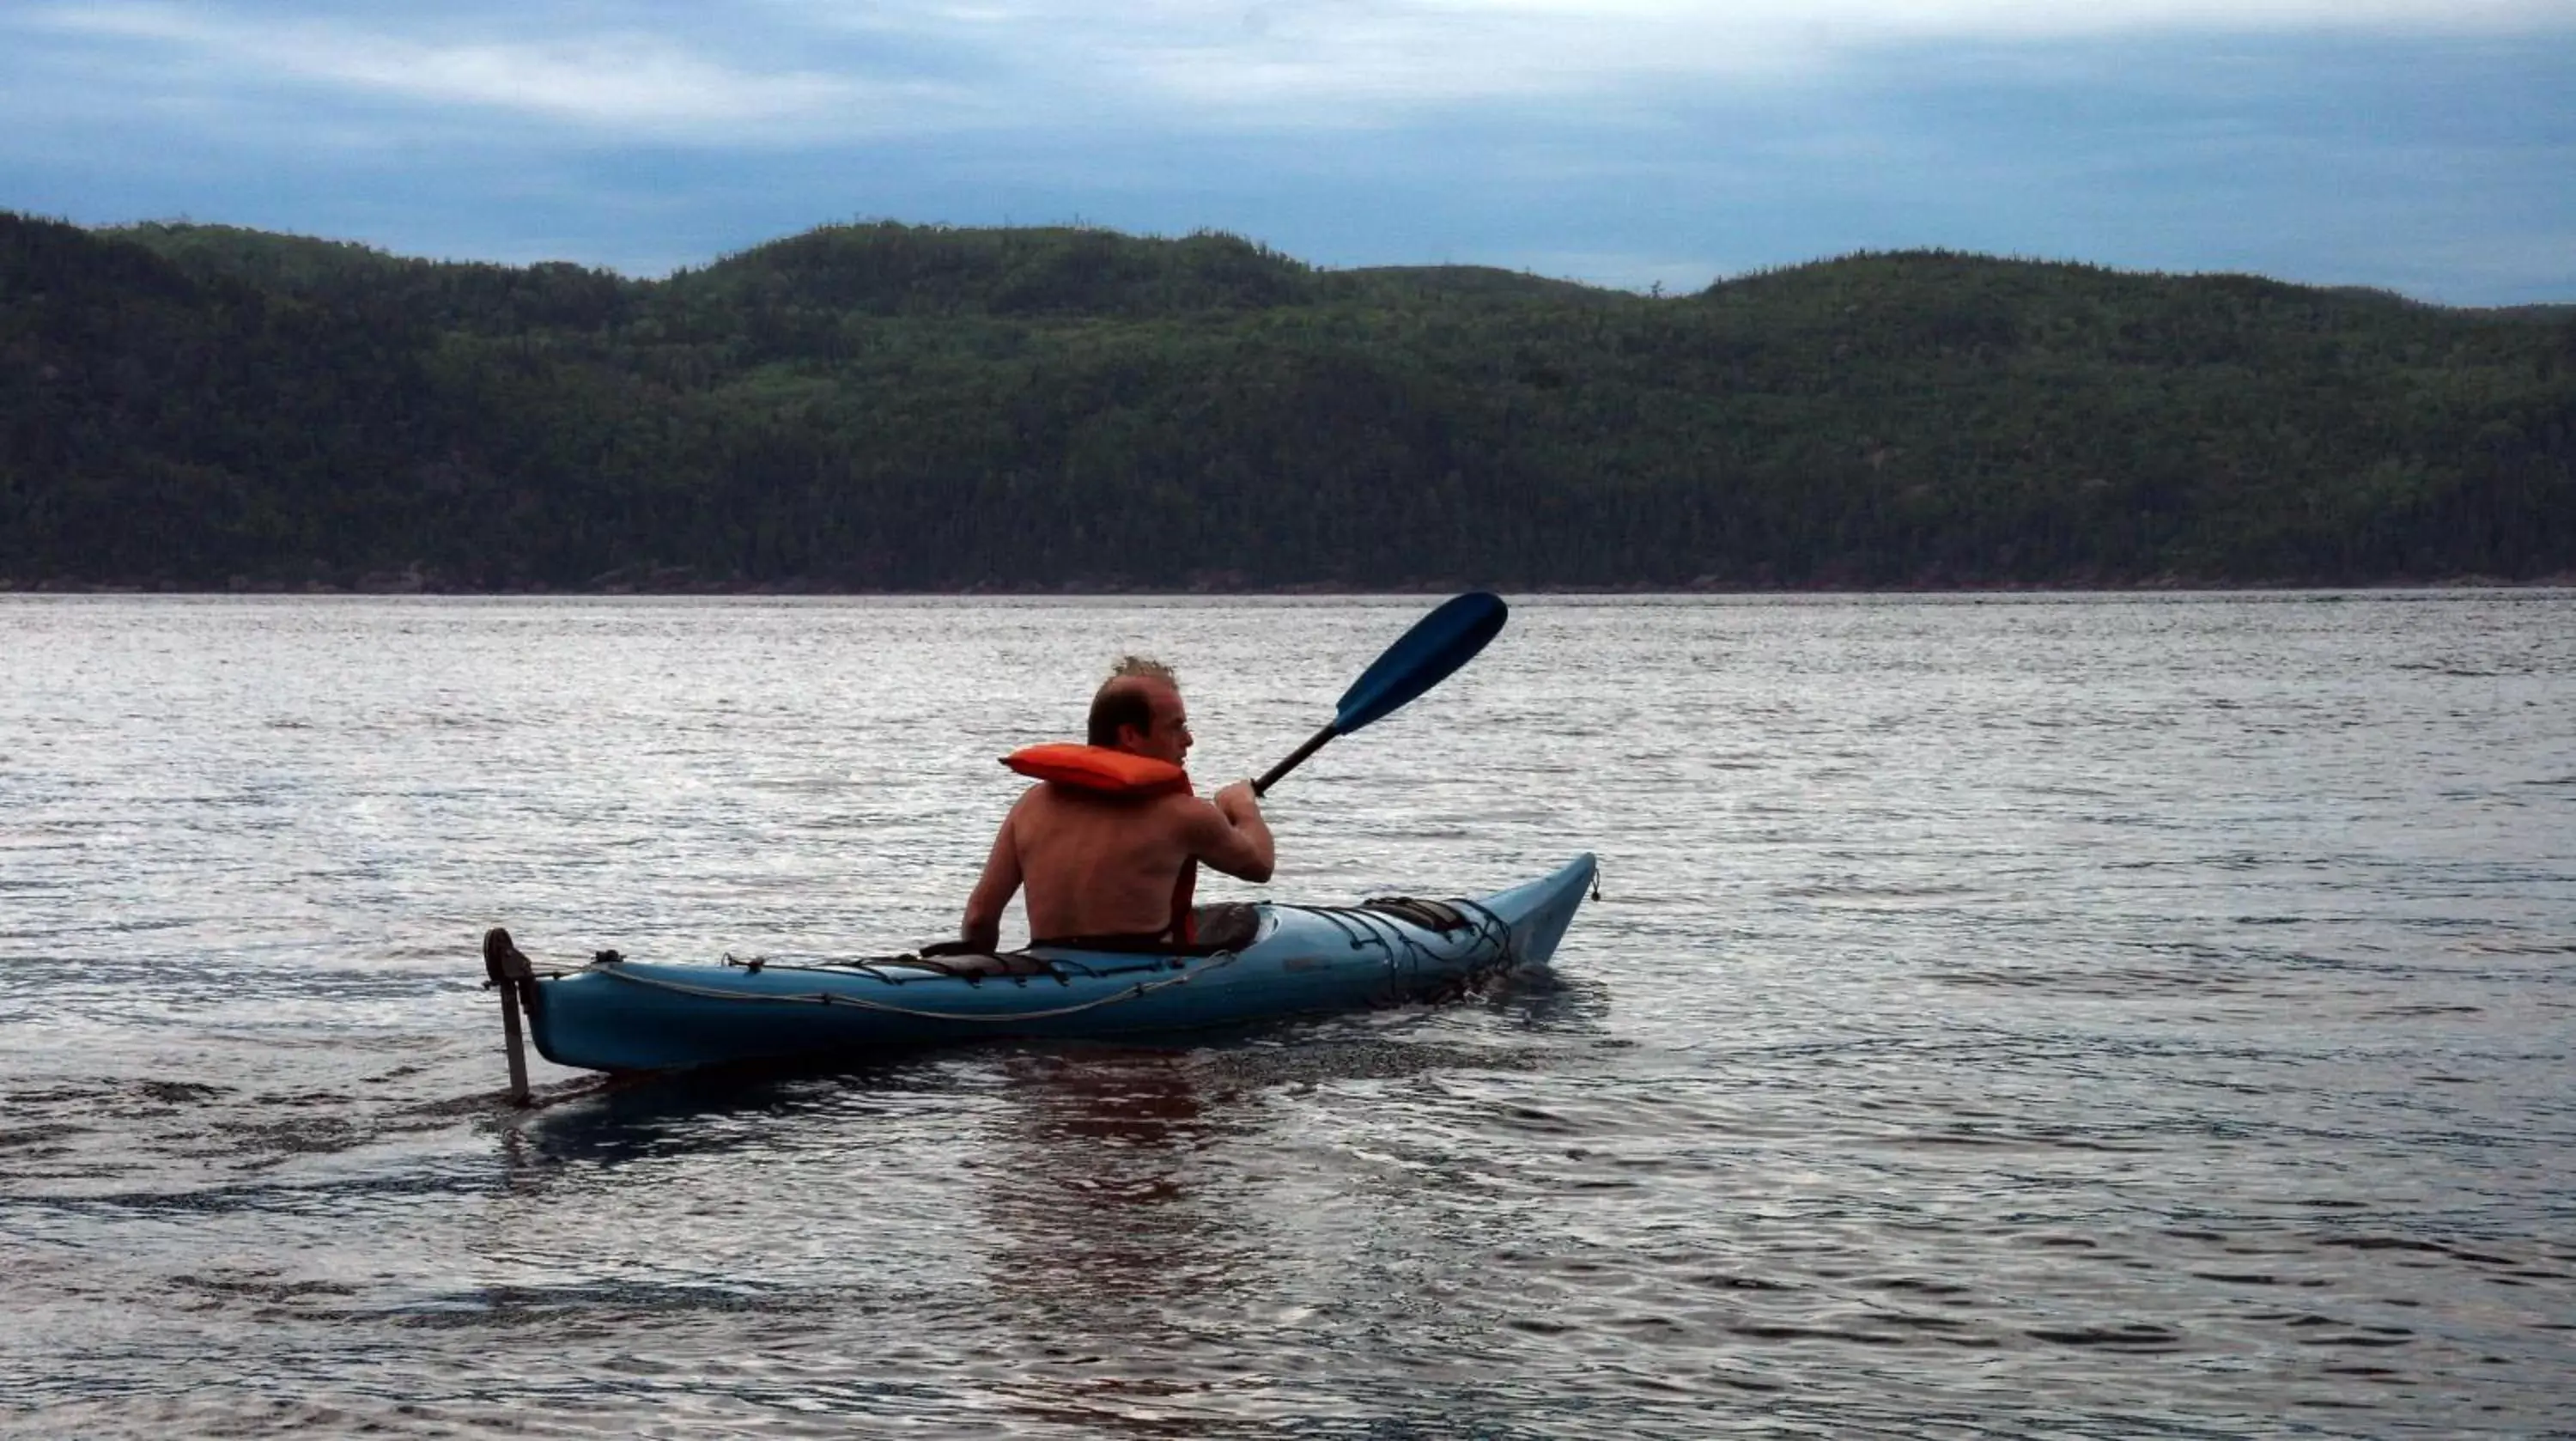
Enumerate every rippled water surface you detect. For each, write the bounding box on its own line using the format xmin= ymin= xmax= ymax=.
xmin=3 ymin=593 xmax=2573 ymax=1438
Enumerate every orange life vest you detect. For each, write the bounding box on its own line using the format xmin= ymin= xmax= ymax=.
xmin=999 ymin=744 xmax=1199 ymax=944
xmin=1000 ymin=743 xmax=1190 ymax=796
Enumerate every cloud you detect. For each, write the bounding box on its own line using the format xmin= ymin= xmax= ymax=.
xmin=769 ymin=0 xmax=2576 ymax=123
xmin=20 ymin=0 xmax=2573 ymax=145
xmin=15 ymin=3 xmax=961 ymax=139
xmin=3 ymin=2 xmax=2567 ymax=302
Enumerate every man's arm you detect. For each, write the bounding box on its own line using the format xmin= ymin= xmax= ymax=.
xmin=960 ymin=805 xmax=1024 ymax=951
xmin=1185 ymin=781 xmax=1275 ymax=884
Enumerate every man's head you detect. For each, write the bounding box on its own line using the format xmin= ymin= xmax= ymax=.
xmin=1087 ymin=656 xmax=1191 ymax=765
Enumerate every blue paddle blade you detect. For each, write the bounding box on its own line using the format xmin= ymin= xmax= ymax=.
xmin=1332 ymin=592 xmax=1510 ymax=734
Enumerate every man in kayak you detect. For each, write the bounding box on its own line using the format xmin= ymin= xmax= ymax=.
xmin=961 ymin=658 xmax=1274 ymax=952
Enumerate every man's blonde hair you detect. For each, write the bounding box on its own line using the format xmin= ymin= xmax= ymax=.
xmin=1089 ymin=657 xmax=1180 ymax=745
xmin=1109 ymin=655 xmax=1176 ymax=685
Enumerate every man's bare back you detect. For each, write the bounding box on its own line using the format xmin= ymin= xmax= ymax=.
xmin=961 ymin=666 xmax=1273 ymax=951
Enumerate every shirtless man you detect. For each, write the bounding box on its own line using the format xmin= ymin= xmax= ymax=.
xmin=961 ymin=660 xmax=1273 ymax=952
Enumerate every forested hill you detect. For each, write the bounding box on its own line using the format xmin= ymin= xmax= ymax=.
xmin=3 ymin=211 xmax=2571 ymax=592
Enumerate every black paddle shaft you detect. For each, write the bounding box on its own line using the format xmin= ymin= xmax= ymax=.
xmin=1253 ymin=722 xmax=1339 ymax=796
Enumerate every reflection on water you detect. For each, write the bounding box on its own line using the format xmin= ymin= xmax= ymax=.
xmin=2 ymin=592 xmax=2573 ymax=1437
xmin=981 ymin=1049 xmax=1254 ymax=1434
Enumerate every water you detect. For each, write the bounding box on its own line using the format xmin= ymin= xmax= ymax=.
xmin=3 ymin=592 xmax=2571 ymax=1438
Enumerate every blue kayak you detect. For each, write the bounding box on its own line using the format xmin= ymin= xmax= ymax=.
xmin=488 ymin=854 xmax=1595 ymax=1078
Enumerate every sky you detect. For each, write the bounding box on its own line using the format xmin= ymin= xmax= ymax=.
xmin=3 ymin=0 xmax=2572 ymax=304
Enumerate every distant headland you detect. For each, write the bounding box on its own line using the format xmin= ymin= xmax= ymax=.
xmin=4 ymin=213 xmax=2569 ymax=593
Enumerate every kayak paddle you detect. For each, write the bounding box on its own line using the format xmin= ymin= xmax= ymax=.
xmin=1251 ymin=591 xmax=1510 ymax=795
